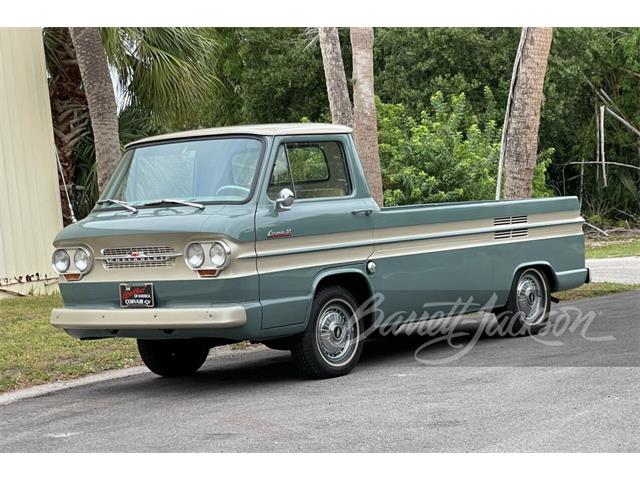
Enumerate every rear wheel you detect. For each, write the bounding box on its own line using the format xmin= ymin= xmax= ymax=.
xmin=291 ymin=286 xmax=364 ymax=379
xmin=137 ymin=339 xmax=209 ymax=377
xmin=494 ymin=268 xmax=551 ymax=336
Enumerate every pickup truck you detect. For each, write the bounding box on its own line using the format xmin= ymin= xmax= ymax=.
xmin=50 ymin=123 xmax=589 ymax=379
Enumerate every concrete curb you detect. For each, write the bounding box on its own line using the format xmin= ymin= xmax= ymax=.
xmin=0 ymin=344 xmax=267 ymax=406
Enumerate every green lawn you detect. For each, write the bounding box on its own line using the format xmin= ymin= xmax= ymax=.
xmin=554 ymin=282 xmax=639 ymax=301
xmin=586 ymin=237 xmax=640 ymax=259
xmin=0 ymin=294 xmax=139 ymax=392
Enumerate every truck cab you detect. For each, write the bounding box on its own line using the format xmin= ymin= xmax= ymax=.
xmin=51 ymin=123 xmax=588 ymax=379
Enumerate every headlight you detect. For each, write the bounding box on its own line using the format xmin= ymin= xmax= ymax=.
xmin=186 ymin=243 xmax=205 ymax=268
xmin=210 ymin=242 xmax=229 ymax=268
xmin=74 ymin=248 xmax=92 ymax=272
xmin=52 ymin=249 xmax=70 ymax=274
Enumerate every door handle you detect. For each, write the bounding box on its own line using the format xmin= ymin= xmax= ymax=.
xmin=351 ymin=209 xmax=373 ymax=216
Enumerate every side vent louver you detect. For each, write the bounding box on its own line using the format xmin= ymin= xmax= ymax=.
xmin=493 ymin=216 xmax=529 ymax=240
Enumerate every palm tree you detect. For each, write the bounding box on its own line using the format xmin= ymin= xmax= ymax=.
xmin=44 ymin=27 xmax=220 ymax=221
xmin=43 ymin=28 xmax=90 ymax=224
xmin=318 ymin=27 xmax=353 ymax=127
xmin=350 ymin=27 xmax=384 ymax=206
xmin=69 ymin=28 xmax=121 ymax=193
xmin=502 ymin=27 xmax=553 ymax=199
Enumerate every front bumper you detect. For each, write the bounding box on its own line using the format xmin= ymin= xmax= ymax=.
xmin=50 ymin=306 xmax=247 ymax=330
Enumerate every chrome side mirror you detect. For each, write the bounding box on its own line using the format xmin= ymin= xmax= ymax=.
xmin=275 ymin=188 xmax=295 ymax=212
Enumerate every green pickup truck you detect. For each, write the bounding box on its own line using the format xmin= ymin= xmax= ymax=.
xmin=50 ymin=123 xmax=589 ymax=379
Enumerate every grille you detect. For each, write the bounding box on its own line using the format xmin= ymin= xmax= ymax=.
xmin=494 ymin=216 xmax=529 ymax=240
xmin=101 ymin=246 xmax=178 ymax=269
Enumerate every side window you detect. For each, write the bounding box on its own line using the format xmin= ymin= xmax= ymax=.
xmin=267 ymin=141 xmax=351 ymax=200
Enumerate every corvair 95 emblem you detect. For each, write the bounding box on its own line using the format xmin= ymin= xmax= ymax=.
xmin=268 ymin=228 xmax=293 ymax=239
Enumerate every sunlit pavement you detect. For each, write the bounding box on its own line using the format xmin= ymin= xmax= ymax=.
xmin=0 ymin=292 xmax=638 ymax=452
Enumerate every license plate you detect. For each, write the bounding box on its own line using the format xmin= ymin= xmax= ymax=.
xmin=119 ymin=283 xmax=155 ymax=308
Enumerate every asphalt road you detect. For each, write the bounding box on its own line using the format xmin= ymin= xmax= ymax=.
xmin=1 ymin=292 xmax=638 ymax=452
xmin=587 ymin=256 xmax=640 ymax=285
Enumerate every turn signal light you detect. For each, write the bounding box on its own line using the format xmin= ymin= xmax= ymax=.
xmin=63 ymin=273 xmax=82 ymax=281
xmin=197 ymin=269 xmax=219 ymax=278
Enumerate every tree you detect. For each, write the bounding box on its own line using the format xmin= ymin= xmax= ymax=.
xmin=350 ymin=27 xmax=384 ymax=206
xmin=502 ymin=27 xmax=553 ymax=199
xmin=45 ymin=27 xmax=221 ymax=219
xmin=68 ymin=27 xmax=121 ymax=194
xmin=318 ymin=27 xmax=353 ymax=127
xmin=43 ymin=27 xmax=90 ymax=224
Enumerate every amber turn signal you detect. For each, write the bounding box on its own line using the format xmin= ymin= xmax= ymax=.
xmin=197 ymin=269 xmax=219 ymax=278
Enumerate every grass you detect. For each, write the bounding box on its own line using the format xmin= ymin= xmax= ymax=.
xmin=0 ymin=281 xmax=637 ymax=393
xmin=586 ymin=236 xmax=640 ymax=259
xmin=555 ymin=282 xmax=639 ymax=301
xmin=0 ymin=294 xmax=140 ymax=393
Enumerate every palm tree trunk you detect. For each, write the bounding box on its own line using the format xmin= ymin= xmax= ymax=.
xmin=45 ymin=27 xmax=90 ymax=225
xmin=69 ymin=27 xmax=121 ymax=194
xmin=350 ymin=27 xmax=384 ymax=206
xmin=318 ymin=27 xmax=353 ymax=127
xmin=503 ymin=27 xmax=553 ymax=199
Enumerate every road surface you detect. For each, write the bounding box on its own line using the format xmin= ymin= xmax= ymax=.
xmin=1 ymin=292 xmax=638 ymax=452
xmin=587 ymin=256 xmax=640 ymax=285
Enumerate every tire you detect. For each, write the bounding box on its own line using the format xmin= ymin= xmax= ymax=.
xmin=291 ymin=286 xmax=364 ymax=379
xmin=494 ymin=267 xmax=551 ymax=336
xmin=137 ymin=339 xmax=209 ymax=377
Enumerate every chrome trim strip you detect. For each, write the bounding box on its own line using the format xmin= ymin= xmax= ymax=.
xmin=249 ymin=217 xmax=584 ymax=259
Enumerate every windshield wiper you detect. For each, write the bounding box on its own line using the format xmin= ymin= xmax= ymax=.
xmin=96 ymin=199 xmax=138 ymax=214
xmin=139 ymin=199 xmax=205 ymax=210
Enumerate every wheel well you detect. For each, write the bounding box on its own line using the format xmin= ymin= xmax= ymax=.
xmin=314 ymin=272 xmax=374 ymax=329
xmin=518 ymin=264 xmax=558 ymax=292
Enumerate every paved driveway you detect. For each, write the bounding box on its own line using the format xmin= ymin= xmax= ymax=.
xmin=586 ymin=256 xmax=640 ymax=284
xmin=0 ymin=292 xmax=638 ymax=452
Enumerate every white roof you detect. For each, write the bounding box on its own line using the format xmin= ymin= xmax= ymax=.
xmin=125 ymin=123 xmax=353 ymax=148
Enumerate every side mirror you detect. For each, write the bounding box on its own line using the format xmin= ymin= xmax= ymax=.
xmin=275 ymin=188 xmax=295 ymax=212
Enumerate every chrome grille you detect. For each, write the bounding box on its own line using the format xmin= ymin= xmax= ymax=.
xmin=100 ymin=246 xmax=178 ymax=269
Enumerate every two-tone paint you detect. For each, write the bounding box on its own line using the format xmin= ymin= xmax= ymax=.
xmin=50 ymin=124 xmax=589 ymax=342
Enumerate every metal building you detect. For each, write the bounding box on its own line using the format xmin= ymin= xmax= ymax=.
xmin=0 ymin=28 xmax=62 ymax=297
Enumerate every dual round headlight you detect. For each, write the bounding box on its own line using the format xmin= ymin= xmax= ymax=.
xmin=52 ymin=247 xmax=92 ymax=274
xmin=52 ymin=249 xmax=71 ymax=273
xmin=185 ymin=241 xmax=229 ymax=270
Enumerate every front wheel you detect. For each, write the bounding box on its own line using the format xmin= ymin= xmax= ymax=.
xmin=494 ymin=267 xmax=551 ymax=336
xmin=137 ymin=339 xmax=209 ymax=377
xmin=291 ymin=286 xmax=364 ymax=379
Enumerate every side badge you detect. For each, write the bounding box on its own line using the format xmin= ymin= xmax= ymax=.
xmin=267 ymin=228 xmax=293 ymax=239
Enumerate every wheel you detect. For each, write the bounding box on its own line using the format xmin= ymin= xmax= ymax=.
xmin=137 ymin=339 xmax=209 ymax=377
xmin=291 ymin=286 xmax=364 ymax=379
xmin=494 ymin=267 xmax=551 ymax=336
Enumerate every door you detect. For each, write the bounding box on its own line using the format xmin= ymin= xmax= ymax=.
xmin=255 ymin=135 xmax=375 ymax=330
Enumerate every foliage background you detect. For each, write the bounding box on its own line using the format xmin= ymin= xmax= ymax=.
xmin=58 ymin=27 xmax=640 ymax=223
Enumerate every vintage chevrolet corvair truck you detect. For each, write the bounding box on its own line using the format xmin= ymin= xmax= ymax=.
xmin=50 ymin=124 xmax=589 ymax=379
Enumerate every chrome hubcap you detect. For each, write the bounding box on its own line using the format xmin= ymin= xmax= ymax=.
xmin=315 ymin=299 xmax=358 ymax=367
xmin=516 ymin=270 xmax=547 ymax=325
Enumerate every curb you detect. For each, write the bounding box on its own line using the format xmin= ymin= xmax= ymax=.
xmin=0 ymin=343 xmax=267 ymax=406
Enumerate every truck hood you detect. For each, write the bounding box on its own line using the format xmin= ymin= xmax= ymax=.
xmin=54 ymin=204 xmax=256 ymax=245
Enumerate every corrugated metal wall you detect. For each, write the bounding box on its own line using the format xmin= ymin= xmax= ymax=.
xmin=0 ymin=28 xmax=62 ymax=295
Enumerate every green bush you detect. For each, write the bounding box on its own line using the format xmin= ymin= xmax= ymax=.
xmin=377 ymin=90 xmax=553 ymax=206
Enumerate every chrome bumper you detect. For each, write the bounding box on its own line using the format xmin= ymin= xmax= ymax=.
xmin=50 ymin=306 xmax=247 ymax=330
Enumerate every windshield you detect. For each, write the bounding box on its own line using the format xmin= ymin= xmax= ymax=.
xmin=98 ymin=137 xmax=263 ymax=208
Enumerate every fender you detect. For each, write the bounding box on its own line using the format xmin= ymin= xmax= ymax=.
xmin=510 ymin=260 xmax=559 ymax=292
xmin=303 ymin=264 xmax=373 ymax=328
